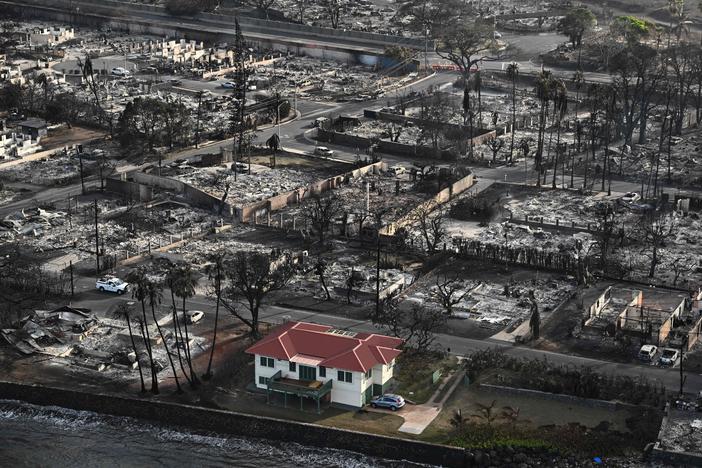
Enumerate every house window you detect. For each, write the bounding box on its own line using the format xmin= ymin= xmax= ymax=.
xmin=337 ymin=370 xmax=352 ymax=383
xmin=289 ymin=362 xmax=297 ymax=372
xmin=365 ymin=369 xmax=372 ymax=379
xmin=319 ymin=366 xmax=326 ymax=378
xmin=259 ymin=356 xmax=274 ymax=368
xmin=258 ymin=376 xmax=270 ymax=385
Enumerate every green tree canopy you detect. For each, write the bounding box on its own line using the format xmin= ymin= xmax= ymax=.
xmin=557 ymin=7 xmax=597 ymax=48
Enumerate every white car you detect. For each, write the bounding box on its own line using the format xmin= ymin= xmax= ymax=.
xmin=659 ymin=348 xmax=679 ymax=366
xmin=221 ymin=81 xmax=236 ymax=89
xmin=493 ymin=31 xmax=503 ymax=39
xmin=314 ymin=146 xmax=334 ymax=157
xmin=186 ymin=310 xmax=204 ymax=324
xmin=111 ymin=67 xmax=130 ymax=76
xmin=620 ymin=192 xmax=641 ymax=204
xmin=96 ymin=277 xmax=129 ymax=294
xmin=638 ymin=344 xmax=657 ymax=362
xmin=388 ymin=165 xmax=407 ymax=177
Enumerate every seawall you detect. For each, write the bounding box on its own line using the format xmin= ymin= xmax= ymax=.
xmin=0 ymin=380 xmax=466 ymax=467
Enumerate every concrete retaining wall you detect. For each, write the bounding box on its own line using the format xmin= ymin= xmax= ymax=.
xmin=0 ymin=380 xmax=466 ymax=468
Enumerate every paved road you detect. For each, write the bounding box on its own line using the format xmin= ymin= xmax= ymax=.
xmin=68 ymin=282 xmax=702 ymax=396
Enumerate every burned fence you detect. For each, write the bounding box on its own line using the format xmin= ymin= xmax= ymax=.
xmin=454 ymin=239 xmax=590 ymax=275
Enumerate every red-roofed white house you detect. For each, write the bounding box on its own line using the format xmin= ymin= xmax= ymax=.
xmin=245 ymin=321 xmax=403 ymax=409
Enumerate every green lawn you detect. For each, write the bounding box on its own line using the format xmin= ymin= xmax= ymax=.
xmin=393 ymin=353 xmax=459 ymax=404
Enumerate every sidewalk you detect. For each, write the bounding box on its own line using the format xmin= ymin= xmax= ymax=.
xmin=389 ymin=369 xmax=466 ymax=435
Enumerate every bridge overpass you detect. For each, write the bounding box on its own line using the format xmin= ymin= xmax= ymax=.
xmin=11 ymin=0 xmax=434 ymax=64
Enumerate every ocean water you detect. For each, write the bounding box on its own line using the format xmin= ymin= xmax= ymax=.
xmin=0 ymin=400 xmax=430 ymax=468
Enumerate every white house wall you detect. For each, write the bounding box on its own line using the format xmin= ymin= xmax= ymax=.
xmin=253 ymin=354 xmax=386 ymax=408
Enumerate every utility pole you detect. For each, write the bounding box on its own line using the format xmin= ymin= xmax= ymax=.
xmin=195 ymin=91 xmax=203 ymax=148
xmin=94 ymin=199 xmax=100 ymax=276
xmin=679 ymin=336 xmax=687 ymax=397
xmin=67 ymin=196 xmax=72 ymax=228
xmin=276 ymin=92 xmax=281 ymax=140
xmin=77 ymin=147 xmax=86 ymax=195
xmin=375 ymin=234 xmax=381 ymax=318
xmin=424 ymin=28 xmax=429 ymax=76
xmin=69 ymin=260 xmax=74 ymax=298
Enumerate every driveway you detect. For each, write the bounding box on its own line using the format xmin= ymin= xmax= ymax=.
xmin=367 ymin=370 xmax=466 ymax=435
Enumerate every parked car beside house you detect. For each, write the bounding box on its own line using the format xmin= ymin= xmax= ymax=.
xmin=370 ymin=394 xmax=405 ymax=411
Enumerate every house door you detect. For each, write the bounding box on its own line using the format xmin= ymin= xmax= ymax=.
xmin=364 ymin=386 xmax=372 ymax=405
xmin=299 ymin=365 xmax=317 ymax=381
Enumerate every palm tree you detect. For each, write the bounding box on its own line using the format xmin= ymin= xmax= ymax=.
xmin=571 ymin=69 xmax=585 ymax=187
xmin=165 ymin=262 xmax=192 ymax=385
xmin=506 ymin=62 xmax=519 ymax=163
xmin=551 ymin=79 xmax=568 ymax=188
xmin=534 ymin=70 xmax=554 ymax=186
xmin=112 ymin=303 xmax=146 ymax=393
xmin=203 ymin=252 xmax=225 ymax=380
xmin=147 ymin=279 xmax=182 ymax=394
xmin=171 ymin=263 xmax=200 ymax=387
xmin=126 ymin=267 xmax=158 ymax=394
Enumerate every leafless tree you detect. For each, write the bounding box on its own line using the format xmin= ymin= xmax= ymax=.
xmin=639 ymin=212 xmax=677 ymax=278
xmin=374 ymin=301 xmax=447 ymax=354
xmin=410 ymin=201 xmax=446 ymax=253
xmin=314 ymin=258 xmax=331 ymax=301
xmin=221 ymin=251 xmax=294 ymax=338
xmin=244 ymin=0 xmax=278 ymax=19
xmin=671 ymin=255 xmax=695 ymax=287
xmin=592 ymin=203 xmax=618 ymax=271
xmin=431 ymin=274 xmax=470 ymax=315
xmin=304 ymin=194 xmax=342 ymax=246
xmin=486 ymin=138 xmax=504 ymax=163
xmin=322 ymin=0 xmax=345 ymax=29
xmin=417 ymin=92 xmax=454 ymax=153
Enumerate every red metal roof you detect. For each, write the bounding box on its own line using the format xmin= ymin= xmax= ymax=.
xmin=245 ymin=321 xmax=403 ymax=373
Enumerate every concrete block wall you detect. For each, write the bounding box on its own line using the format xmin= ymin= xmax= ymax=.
xmin=381 ymin=173 xmax=475 ymax=236
xmin=106 ymin=171 xmax=233 ymax=216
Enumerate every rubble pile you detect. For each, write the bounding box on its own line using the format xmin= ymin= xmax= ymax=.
xmin=277 ymin=0 xmax=402 ymax=35
xmin=285 ymin=171 xmax=426 ymax=230
xmin=290 ymin=252 xmax=413 ymax=303
xmin=0 ymin=151 xmax=81 ymax=185
xmin=0 ymin=304 xmax=206 ymax=376
xmin=171 ymin=163 xmax=322 ymax=204
xmin=403 ymin=275 xmax=574 ymax=329
xmin=0 ymin=188 xmax=18 ymax=206
xmin=170 ymin=236 xmax=271 ymax=268
xmin=476 ymin=222 xmax=595 ymax=254
xmin=629 ymin=134 xmax=702 ymax=186
xmin=505 ymin=190 xmax=616 ymax=225
xmin=350 ymin=120 xmax=423 ymax=146
xmin=264 ymin=56 xmax=406 ymax=102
